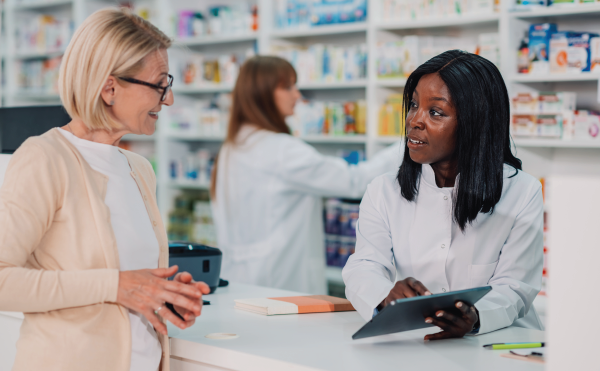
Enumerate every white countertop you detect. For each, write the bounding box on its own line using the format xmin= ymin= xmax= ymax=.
xmin=168 ymin=283 xmax=545 ymax=371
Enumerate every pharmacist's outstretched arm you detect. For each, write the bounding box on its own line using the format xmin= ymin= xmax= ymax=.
xmin=279 ymin=135 xmax=403 ymax=199
xmin=342 ymin=181 xmax=396 ymax=321
xmin=472 ymin=185 xmax=544 ymax=335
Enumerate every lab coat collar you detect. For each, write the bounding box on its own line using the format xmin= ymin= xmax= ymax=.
xmin=420 ymin=164 xmax=455 ymax=194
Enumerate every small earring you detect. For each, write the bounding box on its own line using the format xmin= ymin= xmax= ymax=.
xmin=109 ymin=100 xmax=115 ymax=106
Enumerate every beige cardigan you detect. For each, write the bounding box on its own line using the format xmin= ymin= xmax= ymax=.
xmin=0 ymin=128 xmax=170 ymax=371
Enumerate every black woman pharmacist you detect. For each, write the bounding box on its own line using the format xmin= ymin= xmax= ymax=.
xmin=343 ymin=50 xmax=544 ymax=339
xmin=210 ymin=56 xmax=402 ymax=295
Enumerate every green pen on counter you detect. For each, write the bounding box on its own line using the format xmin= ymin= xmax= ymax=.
xmin=483 ymin=342 xmax=545 ymax=350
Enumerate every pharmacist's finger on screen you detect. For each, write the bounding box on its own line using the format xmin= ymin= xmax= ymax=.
xmin=407 ymin=278 xmax=431 ymax=296
xmin=424 ymin=331 xmax=454 ymax=341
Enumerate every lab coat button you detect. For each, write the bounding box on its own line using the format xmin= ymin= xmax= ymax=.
xmin=442 ymin=288 xmax=446 ymax=292
xmin=441 ymin=244 xmax=445 ymax=249
xmin=443 ymin=196 xmax=448 ymax=200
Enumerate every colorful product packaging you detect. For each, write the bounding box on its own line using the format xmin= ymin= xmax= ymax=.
xmin=536 ymin=115 xmax=563 ymax=138
xmin=550 ymin=31 xmax=599 ymax=73
xmin=538 ymin=91 xmax=576 ymax=113
xmin=512 ymin=115 xmax=538 ymax=137
xmin=512 ymin=92 xmax=539 ymax=114
xmin=529 ymin=23 xmax=557 ymax=74
xmin=590 ymin=36 xmax=600 ymax=73
xmin=573 ymin=111 xmax=600 ymax=140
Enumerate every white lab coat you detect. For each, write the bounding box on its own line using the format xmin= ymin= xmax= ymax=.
xmin=343 ymin=164 xmax=545 ymax=334
xmin=212 ymin=126 xmax=402 ymax=294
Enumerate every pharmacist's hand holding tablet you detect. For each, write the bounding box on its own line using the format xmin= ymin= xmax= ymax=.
xmin=378 ymin=278 xmax=480 ymax=341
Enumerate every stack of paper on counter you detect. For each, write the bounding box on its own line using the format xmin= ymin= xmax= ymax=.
xmin=234 ymin=295 xmax=355 ymax=316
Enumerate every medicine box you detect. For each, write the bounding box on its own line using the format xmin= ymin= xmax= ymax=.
xmin=551 ymin=32 xmax=599 ymax=73
xmin=512 ymin=92 xmax=539 ymax=114
xmin=529 ymin=23 xmax=557 ymax=74
xmin=573 ymin=111 xmax=600 ymax=140
xmin=512 ymin=114 xmax=537 ymax=137
xmin=536 ymin=115 xmax=563 ymax=138
xmin=538 ymin=92 xmax=576 ymax=113
xmin=590 ymin=36 xmax=600 ymax=73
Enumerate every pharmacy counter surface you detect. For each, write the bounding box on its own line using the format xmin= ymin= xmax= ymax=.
xmin=169 ymin=283 xmax=544 ymax=371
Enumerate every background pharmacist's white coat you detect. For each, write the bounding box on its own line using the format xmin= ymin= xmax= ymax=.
xmin=343 ymin=165 xmax=545 ymax=334
xmin=212 ymin=126 xmax=402 ymax=294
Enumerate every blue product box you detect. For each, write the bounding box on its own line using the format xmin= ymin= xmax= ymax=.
xmin=325 ymin=234 xmax=340 ymax=267
xmin=338 ymin=236 xmax=356 ymax=267
xmin=551 ymin=31 xmax=600 ymax=73
xmin=528 ymin=23 xmax=557 ymax=74
xmin=324 ymin=199 xmax=341 ymax=235
xmin=566 ymin=32 xmax=598 ymax=73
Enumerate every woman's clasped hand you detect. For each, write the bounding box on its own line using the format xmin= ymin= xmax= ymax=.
xmin=379 ymin=278 xmax=479 ymax=341
xmin=116 ymin=265 xmax=210 ymax=335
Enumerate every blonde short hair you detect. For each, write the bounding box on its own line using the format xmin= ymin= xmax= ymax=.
xmin=59 ymin=8 xmax=172 ymax=130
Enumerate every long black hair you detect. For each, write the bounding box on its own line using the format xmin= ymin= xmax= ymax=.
xmin=398 ymin=50 xmax=522 ymax=231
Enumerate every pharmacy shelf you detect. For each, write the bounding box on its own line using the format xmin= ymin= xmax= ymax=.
xmin=166 ymin=133 xmax=225 ymax=142
xmin=325 ymin=266 xmax=344 ymax=285
xmin=271 ymin=22 xmax=367 ymax=38
xmin=12 ymin=0 xmax=72 ymax=11
xmin=376 ymin=136 xmax=404 ymax=144
xmin=514 ymin=138 xmax=600 ymax=149
xmin=300 ymin=135 xmax=367 ymax=144
xmin=14 ymin=50 xmax=64 ymax=60
xmin=377 ymin=13 xmax=500 ymax=31
xmin=121 ymin=134 xmax=156 ymax=142
xmin=167 ymin=180 xmax=210 ymax=190
xmin=172 ymin=84 xmax=234 ymax=94
xmin=297 ymin=80 xmax=367 ymax=90
xmin=375 ymin=78 xmax=407 ymax=88
xmin=12 ymin=91 xmax=60 ymax=100
xmin=174 ymin=32 xmax=258 ymax=47
xmin=512 ymin=73 xmax=600 ymax=83
xmin=509 ymin=3 xmax=600 ymax=19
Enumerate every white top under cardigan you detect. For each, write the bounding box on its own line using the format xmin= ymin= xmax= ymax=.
xmin=342 ymin=164 xmax=545 ymax=335
xmin=212 ymin=126 xmax=403 ymax=294
xmin=59 ymin=129 xmax=161 ymax=371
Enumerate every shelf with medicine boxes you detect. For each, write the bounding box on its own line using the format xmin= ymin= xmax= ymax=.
xmin=510 ymin=2 xmax=600 ymax=19
xmin=12 ymin=0 xmax=73 ymax=11
xmin=512 ymin=73 xmax=600 ymax=83
xmin=376 ymin=13 xmax=500 ymax=31
xmin=174 ymin=32 xmax=258 ymax=47
xmin=271 ymin=21 xmax=368 ymax=38
xmin=506 ymin=1 xmax=600 ymax=303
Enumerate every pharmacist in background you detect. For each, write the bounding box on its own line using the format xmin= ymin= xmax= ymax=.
xmin=344 ymin=50 xmax=544 ymax=339
xmin=211 ymin=56 xmax=402 ymax=295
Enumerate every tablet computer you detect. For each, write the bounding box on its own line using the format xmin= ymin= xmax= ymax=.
xmin=352 ymin=286 xmax=492 ymax=340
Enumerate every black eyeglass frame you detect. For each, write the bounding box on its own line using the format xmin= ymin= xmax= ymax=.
xmin=118 ymin=74 xmax=173 ymax=102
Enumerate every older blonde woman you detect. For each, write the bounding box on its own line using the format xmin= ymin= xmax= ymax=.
xmin=0 ymin=9 xmax=208 ymax=371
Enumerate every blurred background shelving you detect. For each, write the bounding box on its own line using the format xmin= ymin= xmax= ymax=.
xmin=1 ymin=0 xmax=599 ymax=302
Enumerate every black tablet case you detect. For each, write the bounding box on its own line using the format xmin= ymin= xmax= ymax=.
xmin=352 ymin=286 xmax=492 ymax=340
